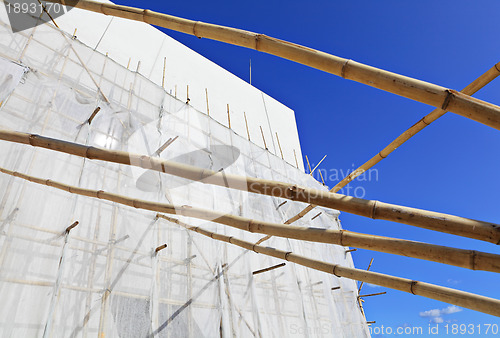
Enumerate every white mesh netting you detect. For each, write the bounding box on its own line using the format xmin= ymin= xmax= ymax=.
xmin=0 ymin=15 xmax=369 ymax=338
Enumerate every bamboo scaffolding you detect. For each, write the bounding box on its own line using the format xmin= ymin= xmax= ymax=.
xmin=0 ymin=130 xmax=499 ymax=244
xmin=259 ymin=126 xmax=267 ymax=149
xmin=205 ymin=88 xmax=210 ymax=116
xmin=286 ymin=62 xmax=500 ymax=224
xmin=244 ymin=112 xmax=250 ymax=141
xmin=276 ymin=201 xmax=287 ymax=209
xmin=86 ymin=107 xmax=101 ymax=125
xmin=358 ymin=258 xmax=374 ymax=293
xmin=253 ymin=263 xmax=286 ymax=275
xmin=44 ymin=0 xmax=500 ymax=130
xmin=359 ymin=292 xmax=386 ymax=298
xmin=305 ymin=155 xmax=312 ymax=174
xmin=155 ymin=244 xmax=168 ymax=253
xmin=309 ymin=155 xmax=327 ymax=176
xmin=275 ymin=132 xmax=284 ymax=160
xmin=160 ymin=216 xmax=500 ymax=318
xmin=162 ymin=57 xmax=166 ymax=88
xmin=317 ymin=169 xmax=326 ymax=185
xmin=1 ymin=165 xmax=500 ymax=272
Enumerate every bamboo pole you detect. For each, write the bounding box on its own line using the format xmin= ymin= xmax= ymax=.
xmin=276 ymin=201 xmax=287 ymax=209
xmin=244 ymin=112 xmax=250 ymax=141
xmin=358 ymin=258 xmax=374 ymax=293
xmin=155 ymin=244 xmax=168 ymax=253
xmin=44 ymin=0 xmax=500 ymax=130
xmin=305 ymin=155 xmax=312 ymax=174
xmin=160 ymin=216 xmax=500 ymax=318
xmin=286 ymin=62 xmax=500 ymax=224
xmin=358 ymin=292 xmax=386 ymax=298
xmin=275 ymin=132 xmax=284 ymax=160
xmin=1 ymin=165 xmax=500 ymax=272
xmin=162 ymin=57 xmax=166 ymax=88
xmin=1 ymin=130 xmax=500 ymax=244
xmin=227 ymin=104 xmax=231 ymax=128
xmin=293 ymin=149 xmax=299 ymax=169
xmin=259 ymin=126 xmax=267 ymax=149
xmin=205 ymin=88 xmax=210 ymax=116
xmin=154 ymin=135 xmax=178 ymax=156
xmin=86 ymin=107 xmax=101 ymax=125
xmin=317 ymin=169 xmax=326 ymax=185
xmin=252 ymin=263 xmax=286 ymax=275
xmin=309 ymin=155 xmax=327 ymax=176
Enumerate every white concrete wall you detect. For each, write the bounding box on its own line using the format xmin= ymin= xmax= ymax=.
xmin=52 ymin=1 xmax=304 ymax=170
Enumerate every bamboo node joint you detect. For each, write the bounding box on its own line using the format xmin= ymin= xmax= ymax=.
xmin=193 ymin=21 xmax=202 ymax=38
xmin=332 ymin=265 xmax=341 ymax=278
xmin=341 ymin=59 xmax=352 ymax=78
xmin=410 ymin=280 xmax=418 ymax=295
xmin=441 ymin=90 xmax=454 ymax=111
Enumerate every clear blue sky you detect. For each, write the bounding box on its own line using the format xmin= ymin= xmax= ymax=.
xmin=116 ymin=0 xmax=500 ymax=335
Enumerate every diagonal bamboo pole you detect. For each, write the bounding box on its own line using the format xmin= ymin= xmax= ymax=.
xmin=285 ymin=62 xmax=500 ymax=224
xmin=0 ymin=131 xmax=499 ymax=244
xmin=1 ymin=165 xmax=500 ymax=272
xmin=158 ymin=215 xmax=500 ymax=318
xmin=45 ymin=0 xmax=500 ymax=130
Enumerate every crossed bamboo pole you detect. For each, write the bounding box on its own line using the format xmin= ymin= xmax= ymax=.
xmin=1 ymin=165 xmax=500 ymax=273
xmin=0 ymin=130 xmax=499 ymax=244
xmin=285 ymin=62 xmax=500 ymax=224
xmin=45 ymin=0 xmax=500 ymax=130
xmin=158 ymin=215 xmax=500 ymax=318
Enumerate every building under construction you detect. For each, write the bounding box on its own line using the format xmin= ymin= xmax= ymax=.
xmin=0 ymin=0 xmax=499 ymax=337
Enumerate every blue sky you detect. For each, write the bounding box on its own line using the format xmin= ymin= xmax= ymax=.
xmin=116 ymin=0 xmax=500 ymax=335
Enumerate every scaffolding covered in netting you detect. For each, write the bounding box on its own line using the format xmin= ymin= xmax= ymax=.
xmin=0 ymin=14 xmax=369 ymax=338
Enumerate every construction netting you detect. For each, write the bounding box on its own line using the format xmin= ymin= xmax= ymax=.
xmin=0 ymin=13 xmax=369 ymax=338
